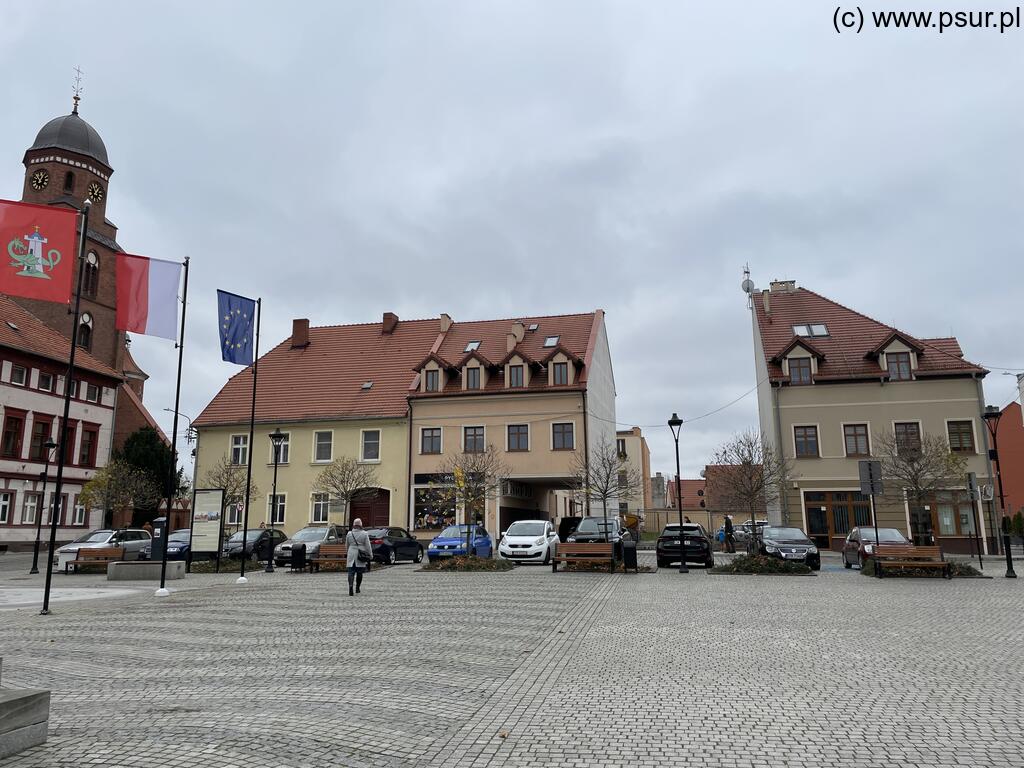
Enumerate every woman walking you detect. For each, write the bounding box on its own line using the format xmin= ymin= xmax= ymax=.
xmin=346 ymin=518 xmax=374 ymax=596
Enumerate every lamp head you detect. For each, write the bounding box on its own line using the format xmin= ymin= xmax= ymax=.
xmin=269 ymin=428 xmax=286 ymax=446
xmin=667 ymin=412 xmax=683 ymax=439
xmin=43 ymin=439 xmax=57 ymax=450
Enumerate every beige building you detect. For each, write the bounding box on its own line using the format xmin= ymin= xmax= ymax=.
xmin=751 ymin=280 xmax=995 ymax=553
xmin=615 ymin=427 xmax=651 ymax=516
xmin=408 ymin=312 xmax=615 ymax=536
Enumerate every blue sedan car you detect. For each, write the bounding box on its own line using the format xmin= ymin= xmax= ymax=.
xmin=428 ymin=524 xmax=493 ymax=561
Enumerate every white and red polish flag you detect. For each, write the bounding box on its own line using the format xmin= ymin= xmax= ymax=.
xmin=115 ymin=254 xmax=182 ymax=340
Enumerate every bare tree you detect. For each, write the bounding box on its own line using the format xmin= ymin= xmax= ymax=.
xmin=706 ymin=429 xmax=793 ymax=552
xmin=200 ymin=453 xmax=259 ymax=525
xmin=570 ymin=441 xmax=644 ymax=533
xmin=427 ymin=446 xmax=510 ymax=556
xmin=80 ymin=459 xmax=162 ymax=524
xmin=312 ymin=457 xmax=380 ymax=528
xmin=875 ymin=430 xmax=968 ymax=537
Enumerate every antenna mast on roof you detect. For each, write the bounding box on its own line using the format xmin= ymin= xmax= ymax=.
xmin=741 ymin=264 xmax=755 ymax=309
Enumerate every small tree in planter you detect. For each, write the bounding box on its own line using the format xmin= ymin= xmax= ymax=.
xmin=570 ymin=441 xmax=645 ymax=538
xmin=426 ymin=446 xmax=509 ymax=557
xmin=706 ymin=430 xmax=793 ymax=553
xmin=312 ymin=457 xmax=380 ymax=529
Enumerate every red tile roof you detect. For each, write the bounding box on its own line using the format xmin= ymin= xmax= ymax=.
xmin=0 ymin=293 xmax=121 ymax=380
xmin=753 ymin=287 xmax=986 ymax=383
xmin=195 ymin=311 xmax=603 ymax=426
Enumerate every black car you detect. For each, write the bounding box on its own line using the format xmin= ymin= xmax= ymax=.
xmin=656 ymin=523 xmax=715 ymax=568
xmin=222 ymin=528 xmax=288 ymax=561
xmin=365 ymin=527 xmax=424 ymax=564
xmin=566 ymin=516 xmax=632 ymax=558
xmin=759 ymin=526 xmax=821 ymax=570
xmin=140 ymin=529 xmax=192 ymax=562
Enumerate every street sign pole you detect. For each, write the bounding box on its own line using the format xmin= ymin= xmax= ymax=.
xmin=859 ymin=461 xmax=884 ymax=577
xmin=966 ymin=472 xmax=984 ymax=571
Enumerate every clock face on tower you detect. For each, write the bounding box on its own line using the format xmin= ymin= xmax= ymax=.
xmin=87 ymin=182 xmax=104 ymax=202
xmin=30 ymin=169 xmax=49 ymax=190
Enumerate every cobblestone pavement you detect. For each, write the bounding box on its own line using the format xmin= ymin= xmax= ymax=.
xmin=0 ymin=556 xmax=1021 ymax=767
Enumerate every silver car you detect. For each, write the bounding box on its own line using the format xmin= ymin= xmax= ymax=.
xmin=274 ymin=525 xmax=343 ymax=567
xmin=54 ymin=528 xmax=152 ymax=571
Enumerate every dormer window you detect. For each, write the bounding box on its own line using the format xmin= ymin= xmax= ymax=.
xmin=553 ymin=362 xmax=568 ymax=385
xmin=466 ymin=367 xmax=480 ymax=390
xmin=508 ymin=365 xmax=524 ymax=388
xmin=887 ymin=352 xmax=912 ymax=381
xmin=789 ymin=358 xmax=812 ymax=385
xmin=465 ymin=341 xmax=481 ymax=352
xmin=543 ymin=335 xmax=559 ymax=347
xmin=425 ymin=369 xmax=440 ymax=392
xmin=792 ymin=324 xmax=828 ymax=337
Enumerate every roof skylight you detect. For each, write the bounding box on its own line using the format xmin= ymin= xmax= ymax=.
xmin=465 ymin=341 xmax=481 ymax=352
xmin=792 ymin=324 xmax=828 ymax=338
xmin=543 ymin=335 xmax=559 ymax=347
xmin=361 ymin=381 xmax=373 ymax=390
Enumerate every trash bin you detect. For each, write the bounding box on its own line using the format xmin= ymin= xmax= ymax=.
xmin=151 ymin=517 xmax=168 ymax=561
xmin=621 ymin=540 xmax=638 ymax=573
xmin=290 ymin=542 xmax=307 ymax=572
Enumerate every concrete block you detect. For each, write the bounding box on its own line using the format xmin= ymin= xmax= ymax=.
xmin=106 ymin=560 xmax=186 ymax=581
xmin=0 ymin=689 xmax=49 ymax=734
xmin=0 ymin=722 xmax=48 ymax=760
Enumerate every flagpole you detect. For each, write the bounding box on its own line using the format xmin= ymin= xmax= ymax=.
xmin=156 ymin=257 xmax=189 ymax=597
xmin=237 ymin=297 xmax=261 ymax=584
xmin=40 ymin=200 xmax=91 ymax=616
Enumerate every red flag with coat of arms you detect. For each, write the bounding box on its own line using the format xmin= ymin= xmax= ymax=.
xmin=0 ymin=199 xmax=78 ymax=303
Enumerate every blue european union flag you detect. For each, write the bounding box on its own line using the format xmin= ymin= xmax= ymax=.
xmin=217 ymin=289 xmax=256 ymax=365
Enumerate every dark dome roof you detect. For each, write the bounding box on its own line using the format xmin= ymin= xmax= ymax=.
xmin=28 ymin=111 xmax=109 ymax=167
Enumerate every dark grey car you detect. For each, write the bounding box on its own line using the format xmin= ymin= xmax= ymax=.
xmin=273 ymin=525 xmax=343 ymax=567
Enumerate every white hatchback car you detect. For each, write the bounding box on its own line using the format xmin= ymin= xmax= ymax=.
xmin=497 ymin=520 xmax=559 ymax=565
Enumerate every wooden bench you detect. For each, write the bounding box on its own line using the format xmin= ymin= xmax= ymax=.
xmin=65 ymin=547 xmax=125 ymax=573
xmin=874 ymin=544 xmax=951 ymax=579
xmin=310 ymin=544 xmax=348 ymax=573
xmin=552 ymin=542 xmax=616 ymax=574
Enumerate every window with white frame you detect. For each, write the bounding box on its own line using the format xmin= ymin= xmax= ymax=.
xmin=0 ymin=492 xmax=11 ymax=524
xmin=314 ymin=431 xmax=333 ymax=462
xmin=268 ymin=494 xmax=286 ymax=524
xmin=311 ymin=492 xmax=330 ymax=523
xmin=230 ymin=435 xmax=249 ymax=465
xmin=11 ymin=364 xmax=27 ymax=386
xmin=361 ymin=429 xmax=381 ymax=461
xmin=72 ymin=497 xmax=86 ymax=526
xmin=84 ymin=383 xmax=100 ymax=403
xmin=227 ymin=503 xmax=242 ymax=526
xmin=22 ymin=493 xmax=41 ymax=525
xmin=270 ymin=432 xmax=290 ymax=464
xmin=38 ymin=371 xmax=54 ymax=392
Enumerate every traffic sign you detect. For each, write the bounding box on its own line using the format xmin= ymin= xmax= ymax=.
xmin=858 ymin=460 xmax=883 ymax=496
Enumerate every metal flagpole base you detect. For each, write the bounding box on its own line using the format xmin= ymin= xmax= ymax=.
xmin=236 ymin=576 xmax=248 ymax=584
xmin=154 ymin=587 xmax=170 ymax=597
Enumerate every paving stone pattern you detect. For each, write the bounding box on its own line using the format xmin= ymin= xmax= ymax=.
xmin=0 ymin=560 xmax=1021 ymax=767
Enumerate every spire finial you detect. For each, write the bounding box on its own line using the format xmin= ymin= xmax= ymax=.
xmin=72 ymin=65 xmax=84 ymax=114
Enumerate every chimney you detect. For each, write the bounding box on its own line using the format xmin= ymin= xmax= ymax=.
xmin=506 ymin=332 xmax=517 ymax=353
xmin=382 ymin=312 xmax=399 ymax=334
xmin=439 ymin=313 xmax=453 ymax=333
xmin=762 ymin=291 xmax=770 ymax=315
xmin=291 ymin=318 xmax=310 ymax=348
xmin=511 ymin=320 xmax=525 ymax=343
xmin=769 ymin=279 xmax=796 ymax=293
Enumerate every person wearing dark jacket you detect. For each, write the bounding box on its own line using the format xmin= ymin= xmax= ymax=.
xmin=724 ymin=515 xmax=735 ymax=553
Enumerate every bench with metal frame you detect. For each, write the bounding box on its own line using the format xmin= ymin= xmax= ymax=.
xmin=65 ymin=547 xmax=125 ymax=573
xmin=551 ymin=542 xmax=616 ymax=574
xmin=874 ymin=544 xmax=951 ymax=579
xmin=309 ymin=544 xmax=348 ymax=573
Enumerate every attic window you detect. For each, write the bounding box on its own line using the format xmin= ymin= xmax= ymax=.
xmin=5 ymin=321 xmax=18 ymax=331
xmin=792 ymin=324 xmax=828 ymax=338
xmin=543 ymin=335 xmax=559 ymax=347
xmin=361 ymin=381 xmax=373 ymax=390
xmin=528 ymin=323 xmax=539 ymax=332
xmin=464 ymin=341 xmax=481 ymax=352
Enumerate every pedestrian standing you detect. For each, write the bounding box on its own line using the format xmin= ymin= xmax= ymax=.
xmin=724 ymin=515 xmax=735 ymax=553
xmin=346 ymin=518 xmax=373 ymax=597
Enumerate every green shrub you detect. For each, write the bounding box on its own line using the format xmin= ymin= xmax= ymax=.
xmin=709 ymin=554 xmax=811 ymax=575
xmin=421 ymin=556 xmax=515 ymax=572
xmin=860 ymin=558 xmax=981 ymax=578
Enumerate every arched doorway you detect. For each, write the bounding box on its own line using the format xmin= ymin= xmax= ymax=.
xmin=351 ymin=489 xmax=390 ymax=528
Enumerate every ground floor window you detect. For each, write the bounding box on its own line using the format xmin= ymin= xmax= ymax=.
xmin=804 ymin=490 xmax=872 ymax=542
xmin=0 ymin=492 xmax=10 ymax=523
xmin=311 ymin=493 xmax=330 ymax=523
xmin=22 ymin=492 xmax=41 ymax=525
xmin=414 ymin=488 xmax=456 ymax=529
xmin=227 ymin=503 xmax=242 ymax=526
xmin=932 ymin=490 xmax=975 ymax=536
xmin=268 ymin=494 xmax=286 ymax=525
xmin=72 ymin=496 xmax=86 ymax=526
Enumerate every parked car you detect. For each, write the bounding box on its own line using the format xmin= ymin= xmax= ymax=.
xmin=427 ymin=525 xmax=493 ymax=561
xmin=759 ymin=526 xmax=820 ymax=570
xmin=365 ymin=526 xmax=425 ymax=564
xmin=842 ymin=526 xmax=911 ymax=569
xmin=274 ymin=525 xmax=343 ymax=567
xmin=140 ymin=529 xmax=193 ymax=561
xmin=54 ymin=528 xmax=151 ymax=571
xmin=656 ymin=523 xmax=715 ymax=568
xmin=497 ymin=520 xmax=559 ymax=565
xmin=567 ymin=516 xmax=632 ymax=559
xmin=222 ymin=528 xmax=288 ymax=561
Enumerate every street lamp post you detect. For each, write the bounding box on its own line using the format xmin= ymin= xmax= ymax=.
xmin=29 ymin=440 xmax=59 ymax=575
xmin=266 ymin=428 xmax=285 ymax=574
xmin=982 ymin=406 xmax=1016 ymax=579
xmin=668 ymin=413 xmax=688 ymax=573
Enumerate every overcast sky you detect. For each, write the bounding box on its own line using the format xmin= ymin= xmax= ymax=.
xmin=3 ymin=2 xmax=1022 ymax=479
